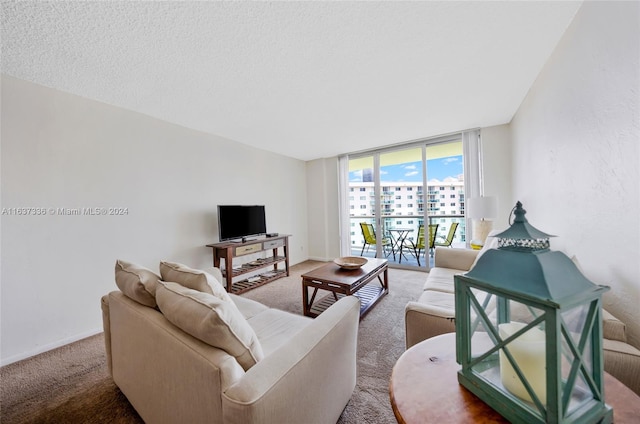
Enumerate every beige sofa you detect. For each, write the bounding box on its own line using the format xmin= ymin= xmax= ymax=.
xmin=102 ymin=261 xmax=360 ymax=424
xmin=405 ymin=247 xmax=640 ymax=396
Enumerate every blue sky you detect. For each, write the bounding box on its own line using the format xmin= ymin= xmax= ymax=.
xmin=349 ymin=155 xmax=463 ymax=182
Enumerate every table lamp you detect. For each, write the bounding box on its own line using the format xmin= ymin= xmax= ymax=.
xmin=468 ymin=196 xmax=497 ymax=248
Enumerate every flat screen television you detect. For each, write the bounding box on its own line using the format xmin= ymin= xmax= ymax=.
xmin=217 ymin=205 xmax=267 ymax=242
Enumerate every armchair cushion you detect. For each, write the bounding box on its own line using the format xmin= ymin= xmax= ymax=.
xmin=156 ymin=281 xmax=264 ymax=371
xmin=114 ymin=259 xmax=159 ymax=307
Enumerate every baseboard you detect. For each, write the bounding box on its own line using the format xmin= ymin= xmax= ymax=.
xmin=0 ymin=327 xmax=103 ymax=367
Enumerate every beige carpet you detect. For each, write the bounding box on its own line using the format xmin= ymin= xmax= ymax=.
xmin=1 ymin=261 xmax=425 ymax=423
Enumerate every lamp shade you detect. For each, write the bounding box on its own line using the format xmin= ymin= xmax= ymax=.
xmin=468 ymin=196 xmax=497 ymax=220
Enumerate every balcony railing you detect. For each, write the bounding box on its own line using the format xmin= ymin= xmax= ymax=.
xmin=349 ymin=215 xmax=466 ymax=268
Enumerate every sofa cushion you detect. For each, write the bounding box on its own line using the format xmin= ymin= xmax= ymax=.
xmin=230 ymin=293 xmax=270 ymax=320
xmin=424 ymin=267 xmax=466 ymax=293
xmin=433 ymin=248 xmax=479 ymax=271
xmin=159 ymin=261 xmax=229 ymax=301
xmin=114 ymin=259 xmax=159 ymax=307
xmin=416 ymin=290 xmax=456 ymax=317
xmin=156 ymin=281 xmax=264 ymax=371
xmin=246 ymin=308 xmax=312 ymax=356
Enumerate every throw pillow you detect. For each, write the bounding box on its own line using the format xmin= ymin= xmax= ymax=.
xmin=159 ymin=261 xmax=229 ymax=301
xmin=114 ymin=260 xmax=159 ymax=307
xmin=156 ymin=281 xmax=264 ymax=370
xmin=202 ymin=266 xmax=225 ymax=289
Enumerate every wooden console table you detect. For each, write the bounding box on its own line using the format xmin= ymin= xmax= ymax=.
xmin=206 ymin=235 xmax=290 ymax=294
xmin=390 ymin=333 xmax=640 ymax=423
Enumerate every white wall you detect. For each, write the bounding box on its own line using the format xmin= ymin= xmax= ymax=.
xmin=510 ymin=2 xmax=640 ymax=346
xmin=0 ymin=76 xmax=309 ymax=364
xmin=481 ymin=124 xmax=513 ymax=230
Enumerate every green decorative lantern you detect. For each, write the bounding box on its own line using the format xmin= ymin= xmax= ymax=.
xmin=454 ymin=201 xmax=612 ymax=423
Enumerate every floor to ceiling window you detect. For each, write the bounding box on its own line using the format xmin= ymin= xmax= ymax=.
xmin=425 ymin=141 xmax=467 ymax=250
xmin=342 ymin=132 xmax=479 ymax=270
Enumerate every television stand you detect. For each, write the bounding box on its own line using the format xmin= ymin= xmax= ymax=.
xmin=206 ymin=234 xmax=290 ymax=294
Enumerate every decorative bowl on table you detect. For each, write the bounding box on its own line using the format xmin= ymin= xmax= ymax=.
xmin=333 ymin=256 xmax=368 ymax=270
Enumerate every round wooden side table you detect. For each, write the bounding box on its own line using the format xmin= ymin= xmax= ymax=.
xmin=389 ymin=333 xmax=640 ymax=423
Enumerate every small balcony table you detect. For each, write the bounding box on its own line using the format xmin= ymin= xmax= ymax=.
xmin=388 ymin=228 xmax=414 ymax=263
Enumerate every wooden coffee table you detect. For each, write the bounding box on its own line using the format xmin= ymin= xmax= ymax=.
xmin=302 ymin=258 xmax=388 ymax=319
xmin=390 ymin=333 xmax=640 ymax=423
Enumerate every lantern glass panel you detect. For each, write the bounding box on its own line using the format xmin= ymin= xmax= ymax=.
xmin=469 ymin=288 xmax=497 ymax=347
xmin=466 ymin=288 xmax=548 ymax=414
xmin=469 ymin=288 xmax=497 ymax=356
xmin=498 ymin=299 xmax=547 ymax=406
xmin=560 ymin=303 xmax=596 ymax=415
xmin=467 ymin=288 xmax=501 ymax=391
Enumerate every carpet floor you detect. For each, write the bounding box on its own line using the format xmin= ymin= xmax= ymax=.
xmin=1 ymin=261 xmax=426 ymax=424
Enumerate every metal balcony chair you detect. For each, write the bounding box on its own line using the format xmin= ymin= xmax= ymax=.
xmin=359 ymin=222 xmax=391 ymax=258
xmin=434 ymin=222 xmax=459 ymax=248
xmin=403 ymin=224 xmax=439 ymax=266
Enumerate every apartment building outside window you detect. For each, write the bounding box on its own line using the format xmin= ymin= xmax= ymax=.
xmin=340 ymin=131 xmax=482 ymax=269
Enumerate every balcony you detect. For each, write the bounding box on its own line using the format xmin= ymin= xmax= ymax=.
xmin=349 ymin=215 xmax=466 ymax=269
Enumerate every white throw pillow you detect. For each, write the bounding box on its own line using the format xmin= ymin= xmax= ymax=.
xmin=156 ymin=281 xmax=264 ymax=370
xmin=202 ymin=266 xmax=226 ymax=290
xmin=114 ymin=259 xmax=159 ymax=307
xmin=159 ymin=261 xmax=230 ymax=301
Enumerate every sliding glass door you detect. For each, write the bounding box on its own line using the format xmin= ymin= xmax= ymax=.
xmin=378 ymin=147 xmax=425 ymax=266
xmin=347 ymin=154 xmax=382 ymax=257
xmin=344 ymin=135 xmax=470 ymax=269
xmin=425 ymin=142 xmax=467 ymax=252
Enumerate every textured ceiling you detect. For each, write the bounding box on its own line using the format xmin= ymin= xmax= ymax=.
xmin=1 ymin=1 xmax=582 ymax=161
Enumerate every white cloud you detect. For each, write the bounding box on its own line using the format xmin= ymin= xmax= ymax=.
xmin=405 ymin=171 xmax=419 ymax=177
xmin=442 ymin=157 xmax=459 ymax=165
xmin=404 ymin=165 xmax=417 ymax=170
